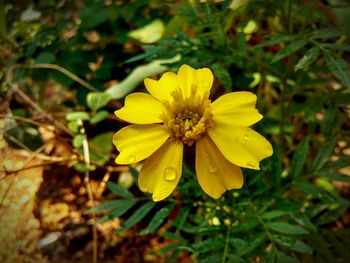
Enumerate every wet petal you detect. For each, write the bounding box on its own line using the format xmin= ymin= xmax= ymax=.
xmin=139 ymin=140 xmax=183 ymax=201
xmin=113 ymin=124 xmax=170 ymax=164
xmin=144 ymin=72 xmax=178 ymax=102
xmin=178 ymin=64 xmax=213 ymax=98
xmin=211 ymin=92 xmax=263 ymax=126
xmin=208 ymin=123 xmax=273 ymax=169
xmin=115 ymin=93 xmax=166 ymax=124
xmin=195 ymin=67 xmax=214 ymax=97
xmin=196 ymin=136 xmax=243 ymax=199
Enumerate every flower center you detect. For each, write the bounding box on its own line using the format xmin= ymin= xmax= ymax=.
xmin=163 ymin=88 xmax=213 ymax=146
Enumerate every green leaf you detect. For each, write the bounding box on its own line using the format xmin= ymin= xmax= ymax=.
xmin=129 ymin=167 xmax=139 ymax=186
xmin=324 ymin=52 xmax=350 ymax=88
xmin=107 ymin=182 xmax=134 ymax=199
xmin=312 ymin=138 xmax=337 ymax=170
xmin=295 ymin=47 xmax=320 ymax=71
xmin=116 ymin=202 xmax=156 ymax=233
xmin=68 ymin=121 xmax=79 ymax=132
xmin=97 ymin=199 xmax=137 ymax=223
xmin=90 ymin=110 xmax=109 ymax=124
xmin=192 ymin=237 xmax=223 ymax=253
xmin=212 ymin=63 xmax=232 ymax=90
xmin=80 ymin=4 xmax=108 ymax=29
xmin=36 ymin=52 xmax=56 ymax=64
xmin=128 ymin=19 xmax=165 ymax=44
xmin=322 ymin=43 xmax=350 ymax=52
xmin=199 ymin=253 xmax=223 ymax=263
xmin=87 ymin=92 xmax=112 ymax=112
xmin=66 ymin=111 xmax=90 ymax=121
xmin=293 ymin=182 xmax=336 ymax=202
xmin=171 ymin=207 xmax=190 ymax=230
xmin=73 ymin=134 xmax=85 ymax=148
xmin=231 ymin=233 xmax=266 ymax=256
xmin=266 ymin=222 xmax=308 ymax=235
xmin=262 ymin=210 xmax=288 ymax=220
xmin=271 ymin=38 xmax=308 ymax=63
xmin=160 ymin=231 xmax=186 ymax=242
xmin=140 ymin=205 xmax=174 ymax=235
xmin=323 ymin=156 xmax=350 ymax=170
xmin=319 ymin=171 xmax=350 ymax=183
xmin=290 ymin=136 xmax=310 ymax=177
xmin=254 ymin=34 xmax=298 ymax=48
xmin=276 ymin=251 xmax=300 ymax=263
xmin=89 ymin=132 xmax=114 ymax=165
xmin=321 ymin=107 xmax=339 ymax=137
xmin=310 ymin=28 xmax=348 ymax=39
xmin=273 ymin=235 xmax=312 ymax=254
xmin=89 ymin=199 xmax=136 ymax=213
xmin=232 ymin=219 xmax=260 ymax=233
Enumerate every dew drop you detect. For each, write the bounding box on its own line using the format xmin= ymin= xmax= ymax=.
xmin=209 ymin=165 xmax=217 ymax=173
xmin=141 ymin=182 xmax=149 ymax=192
xmin=205 ymin=151 xmax=217 ymax=173
xmin=243 ymin=134 xmax=250 ymax=141
xmin=163 ymin=167 xmax=177 ymax=181
xmin=127 ymin=155 xmax=136 ymax=163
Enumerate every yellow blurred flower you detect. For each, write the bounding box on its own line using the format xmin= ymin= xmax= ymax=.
xmin=113 ymin=65 xmax=273 ymax=201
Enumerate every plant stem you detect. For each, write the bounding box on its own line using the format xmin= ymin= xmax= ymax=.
xmin=222 ymin=225 xmax=231 ymax=263
xmin=79 ymin=120 xmax=98 ymax=263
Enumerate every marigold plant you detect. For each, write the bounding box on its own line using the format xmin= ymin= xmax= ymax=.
xmin=113 ymin=64 xmax=273 ymax=201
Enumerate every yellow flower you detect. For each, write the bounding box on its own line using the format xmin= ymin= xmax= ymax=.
xmin=113 ymin=65 xmax=273 ymax=201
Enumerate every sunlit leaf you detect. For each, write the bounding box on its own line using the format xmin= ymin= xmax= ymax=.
xmin=87 ymin=92 xmax=112 ymax=112
xmin=295 ymin=47 xmax=320 ymax=71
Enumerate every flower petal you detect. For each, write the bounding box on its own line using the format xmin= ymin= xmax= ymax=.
xmin=144 ymin=72 xmax=178 ymax=102
xmin=208 ymin=124 xmax=273 ymax=169
xmin=211 ymin=92 xmax=263 ymax=126
xmin=195 ymin=67 xmax=214 ymax=96
xmin=196 ymin=136 xmax=243 ymax=199
xmin=115 ymin=93 xmax=166 ymax=124
xmin=177 ymin=64 xmax=195 ymax=98
xmin=139 ymin=140 xmax=183 ymax=202
xmin=178 ymin=64 xmax=213 ymax=98
xmin=113 ymin=124 xmax=170 ymax=164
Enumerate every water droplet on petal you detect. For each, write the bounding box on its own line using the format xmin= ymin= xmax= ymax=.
xmin=209 ymin=166 xmax=217 ymax=173
xmin=163 ymin=167 xmax=177 ymax=181
xmin=141 ymin=182 xmax=149 ymax=192
xmin=127 ymin=155 xmax=136 ymax=163
xmin=243 ymin=134 xmax=249 ymax=141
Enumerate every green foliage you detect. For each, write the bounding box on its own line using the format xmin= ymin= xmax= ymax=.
xmin=3 ymin=0 xmax=350 ymax=262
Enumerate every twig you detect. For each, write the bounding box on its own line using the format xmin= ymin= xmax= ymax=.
xmin=96 ymin=168 xmax=111 ymax=199
xmin=11 ymin=85 xmax=74 ymax=136
xmin=79 ymin=120 xmax=98 ymax=263
xmin=0 ymin=114 xmax=56 ymax=133
xmin=9 ymin=63 xmax=97 ymax=92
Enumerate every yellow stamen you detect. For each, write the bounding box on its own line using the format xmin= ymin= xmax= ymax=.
xmin=162 ymin=88 xmax=213 ymax=146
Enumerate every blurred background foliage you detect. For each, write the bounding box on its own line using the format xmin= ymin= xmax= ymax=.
xmin=1 ymin=0 xmax=350 ymax=262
